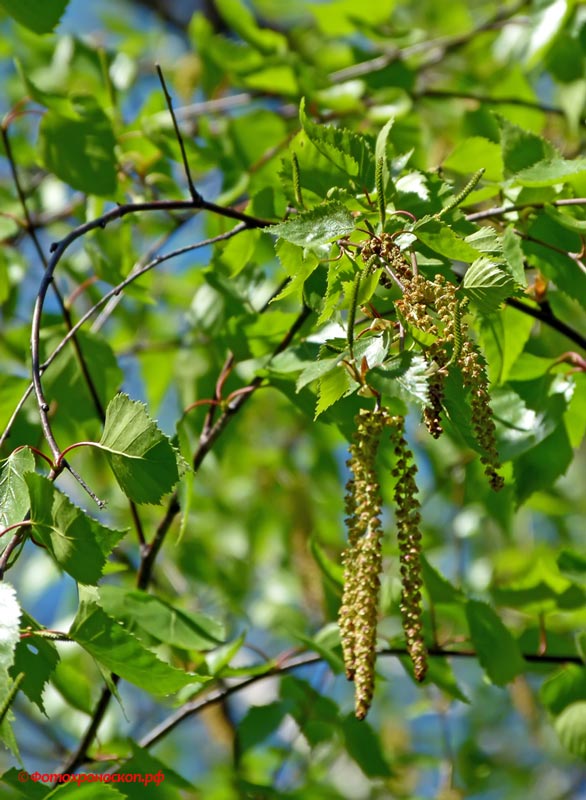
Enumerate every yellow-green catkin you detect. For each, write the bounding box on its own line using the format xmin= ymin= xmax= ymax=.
xmin=339 ymin=407 xmax=387 ymax=719
xmin=457 ymin=340 xmax=504 ymax=491
xmin=388 ymin=416 xmax=428 ymax=682
xmin=361 ymin=235 xmax=504 ymax=490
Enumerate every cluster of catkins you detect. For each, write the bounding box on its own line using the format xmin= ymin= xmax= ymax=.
xmin=363 ymin=234 xmax=503 ymax=491
xmin=339 ymin=408 xmax=426 ymax=720
xmin=339 ymin=235 xmax=505 ymax=720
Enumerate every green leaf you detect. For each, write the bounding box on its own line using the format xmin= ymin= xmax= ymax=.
xmin=280 ymin=675 xmax=339 ymax=745
xmin=215 ymin=0 xmax=287 ymax=55
xmin=292 ymin=629 xmax=345 ymax=676
xmin=116 ymin=742 xmax=194 ymax=798
xmin=413 ymin=220 xmax=480 ymax=262
xmin=462 ymin=257 xmax=516 ymax=314
xmin=26 ymin=474 xmax=126 ymax=585
xmin=541 ymin=666 xmax=586 ymax=716
xmin=46 ymin=782 xmax=125 ymax=799
xmin=497 ymin=115 xmax=556 ymax=177
xmin=443 ymin=137 xmax=503 ymax=182
xmin=238 ymin=701 xmax=290 ymax=753
xmin=476 ymin=306 xmax=534 ymax=384
xmin=342 ymin=713 xmax=392 ymax=778
xmin=299 ymin=98 xmax=370 ymax=178
xmin=275 ymin=238 xmax=320 ymax=282
xmin=424 ymin=658 xmax=469 ymax=704
xmin=11 ymin=612 xmax=60 ymax=715
xmin=97 ymin=394 xmax=184 ymax=505
xmin=70 ymin=602 xmax=204 ymax=695
xmin=554 ymin=702 xmax=586 ymax=760
xmin=522 ymin=215 xmax=586 ymax=310
xmin=513 ymin=424 xmax=573 ymax=505
xmin=0 ymin=447 xmax=34 ymax=533
xmin=318 ymin=257 xmax=355 ymax=325
xmin=365 ymin=352 xmax=424 ymax=411
xmin=515 ymin=157 xmax=586 ymax=187
xmin=492 ymin=387 xmax=565 ymax=462
xmin=51 ymin=655 xmax=93 ymax=715
xmin=39 ymin=100 xmax=117 ymax=196
xmin=224 ymin=310 xmax=300 ymax=360
xmin=0 ymin=768 xmax=48 ymax=797
xmin=297 ymin=354 xmax=342 ymax=392
xmin=99 ymin=586 xmax=225 ymax=650
xmin=267 ymin=201 xmax=355 ymax=248
xmin=465 ymin=600 xmax=525 ymax=685
xmin=502 ymin=226 xmax=527 ymax=287
xmin=557 ymin=550 xmax=586 ymax=585
xmin=42 ymin=329 xmax=124 ymax=440
xmin=375 ymin=117 xmax=395 ymax=166
xmin=421 ymin=556 xmax=463 ymax=604
xmin=310 ymin=537 xmax=343 ymax=589
xmin=544 ymin=203 xmax=586 ymax=234
xmin=0 ymin=0 xmax=68 ymax=34
xmin=310 ymin=0 xmax=395 ymax=35
xmin=205 ymin=632 xmax=246 ymax=676
xmin=315 ymin=365 xmax=353 ymax=419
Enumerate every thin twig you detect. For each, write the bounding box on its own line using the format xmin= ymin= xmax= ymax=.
xmin=0 ymin=227 xmax=246 ymax=450
xmin=329 ymin=1 xmax=528 ymax=83
xmin=30 ymin=201 xmax=268 ymax=468
xmin=0 ymin=532 xmax=25 ymax=579
xmin=1 ymin=124 xmax=107 ymax=431
xmin=156 ymin=64 xmax=202 ymax=203
xmin=57 ymin=303 xmax=312 ymax=774
xmin=138 ymin=642 xmax=582 ymax=751
xmin=465 ymin=197 xmax=586 ymax=223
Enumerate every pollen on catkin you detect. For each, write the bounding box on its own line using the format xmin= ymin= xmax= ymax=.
xmin=457 ymin=340 xmax=504 ymax=491
xmin=339 ymin=407 xmax=388 ymax=719
xmin=363 ymin=237 xmax=504 ymax=489
xmin=388 ymin=416 xmax=427 ymax=682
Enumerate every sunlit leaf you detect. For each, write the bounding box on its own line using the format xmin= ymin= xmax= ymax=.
xmin=70 ymin=602 xmax=205 ymax=694
xmin=554 ymin=702 xmax=586 ymax=760
xmin=97 ymin=394 xmax=184 ymax=505
xmin=462 ymin=257 xmax=516 ymax=313
xmin=0 ymin=447 xmax=34 ymax=533
xmin=99 ymin=586 xmax=225 ymax=650
xmin=26 ymin=474 xmax=126 ymax=585
xmin=11 ymin=612 xmax=60 ymax=715
xmin=0 ymin=0 xmax=68 ymax=34
xmin=267 ymin=201 xmax=355 ymax=248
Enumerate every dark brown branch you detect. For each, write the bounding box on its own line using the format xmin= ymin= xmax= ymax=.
xmin=57 ymin=302 xmax=312 ymax=776
xmin=155 ymin=64 xmax=201 ymax=203
xmin=506 ymin=297 xmax=586 ymax=351
xmin=30 ymin=199 xmax=271 ymax=468
xmin=138 ymin=643 xmax=582 ymax=751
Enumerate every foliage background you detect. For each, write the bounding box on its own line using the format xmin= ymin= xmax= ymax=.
xmin=1 ymin=0 xmax=586 ymax=797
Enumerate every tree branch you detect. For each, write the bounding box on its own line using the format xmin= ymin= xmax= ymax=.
xmin=138 ymin=643 xmax=582 ymax=751
xmin=506 ymin=297 xmax=586 ymax=351
xmin=57 ymin=301 xmax=312 ymax=776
